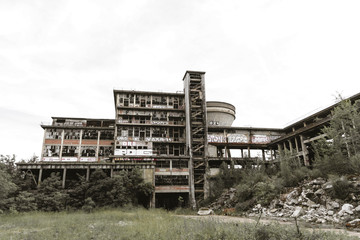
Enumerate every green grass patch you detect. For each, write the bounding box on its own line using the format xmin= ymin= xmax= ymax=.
xmin=0 ymin=208 xmax=357 ymax=240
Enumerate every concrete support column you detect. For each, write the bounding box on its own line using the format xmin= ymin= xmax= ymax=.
xmin=283 ymin=142 xmax=287 ymax=152
xmin=274 ymin=149 xmax=277 ymax=159
xmin=288 ymin=140 xmax=293 ymax=153
xmin=38 ymin=167 xmax=43 ymax=186
xmin=78 ymin=129 xmax=83 ymax=161
xmin=277 ymin=144 xmax=283 ymax=157
xmin=151 ymin=192 xmax=156 ymax=208
xmin=270 ymin=149 xmax=274 ymax=161
xmin=59 ymin=130 xmax=65 ymax=160
xmin=86 ymin=166 xmax=90 ymax=181
xmin=247 ymin=147 xmax=251 ymax=158
xmin=241 ymin=149 xmax=244 ymax=158
xmin=262 ymin=149 xmax=266 ymax=161
xmin=300 ymin=135 xmax=309 ymax=166
xmin=40 ymin=129 xmax=47 ymax=161
xmin=294 ymin=136 xmax=301 ymax=164
xmin=62 ymin=167 xmax=67 ymax=189
xmin=227 ymin=148 xmax=231 ymax=158
xmin=96 ymin=131 xmax=100 ymax=161
xmin=110 ymin=166 xmax=114 ymax=178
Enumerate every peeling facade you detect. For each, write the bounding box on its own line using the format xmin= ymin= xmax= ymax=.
xmin=17 ymin=71 xmax=360 ymax=209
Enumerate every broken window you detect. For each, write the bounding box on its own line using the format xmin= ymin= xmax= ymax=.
xmin=62 ymin=146 xmax=79 ymax=157
xmin=100 ymin=130 xmax=114 ymax=140
xmin=45 ymin=129 xmax=63 ymax=139
xmin=102 ymin=120 xmax=114 ymax=128
xmin=99 ymin=146 xmax=113 ymax=157
xmin=152 ymin=96 xmax=161 ymax=105
xmin=169 ymin=97 xmax=173 ymax=106
xmin=172 ymin=160 xmax=188 ymax=168
xmin=82 ymin=130 xmax=98 ymax=140
xmin=81 ymin=146 xmax=96 ymax=157
xmin=159 ymin=145 xmax=167 ymax=155
xmin=128 ymin=127 xmax=133 ymax=137
xmin=117 ymin=127 xmax=128 ymax=137
xmin=152 ymin=127 xmax=161 ymax=137
xmin=44 ymin=145 xmax=61 ymax=157
xmin=140 ymin=98 xmax=146 ymax=107
xmin=134 ymin=127 xmax=140 ymax=137
xmin=161 ymin=96 xmax=167 ymax=105
xmin=155 ymin=175 xmax=188 ymax=186
xmin=64 ymin=129 xmax=81 ymax=140
xmin=155 ymin=160 xmax=170 ymax=168
xmin=87 ymin=120 xmax=101 ymax=127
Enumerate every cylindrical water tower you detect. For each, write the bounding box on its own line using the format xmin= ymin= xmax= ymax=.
xmin=206 ymin=101 xmax=236 ymax=127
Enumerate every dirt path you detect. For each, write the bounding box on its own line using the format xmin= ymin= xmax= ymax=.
xmin=179 ymin=215 xmax=360 ymax=238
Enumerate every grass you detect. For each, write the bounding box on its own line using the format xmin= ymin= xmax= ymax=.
xmin=0 ymin=208 xmax=357 ymax=240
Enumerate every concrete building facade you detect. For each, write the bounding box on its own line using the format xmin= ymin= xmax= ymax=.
xmin=17 ymin=71 xmax=360 ymax=209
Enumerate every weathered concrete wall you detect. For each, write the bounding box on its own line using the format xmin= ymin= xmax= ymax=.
xmin=207 ymin=101 xmax=236 ymax=127
xmin=142 ymin=168 xmax=155 ymax=184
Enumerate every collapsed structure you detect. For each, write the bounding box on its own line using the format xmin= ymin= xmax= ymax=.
xmin=17 ymin=71 xmax=360 ymax=208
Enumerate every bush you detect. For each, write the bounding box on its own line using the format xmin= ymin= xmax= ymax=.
xmin=82 ymin=197 xmax=95 ymax=213
xmin=331 ymin=177 xmax=352 ymax=200
xmin=234 ymin=169 xmax=282 ymax=211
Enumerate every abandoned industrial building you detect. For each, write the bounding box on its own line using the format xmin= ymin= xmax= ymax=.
xmin=17 ymin=71 xmax=360 ymax=209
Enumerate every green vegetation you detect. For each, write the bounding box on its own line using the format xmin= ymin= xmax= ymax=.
xmin=0 ymin=208 xmax=356 ymax=240
xmin=0 ymin=156 xmax=154 ymax=213
xmin=206 ymin=97 xmax=360 ymax=212
xmin=313 ymin=98 xmax=360 ymax=176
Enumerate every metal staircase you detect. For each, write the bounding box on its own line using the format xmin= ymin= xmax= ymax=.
xmin=183 ymin=71 xmax=208 ymax=204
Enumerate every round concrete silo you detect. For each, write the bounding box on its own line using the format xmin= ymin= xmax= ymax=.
xmin=206 ymin=101 xmax=236 ymax=127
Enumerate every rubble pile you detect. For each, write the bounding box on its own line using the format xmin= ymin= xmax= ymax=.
xmin=250 ymin=177 xmax=360 ymax=226
xmin=210 ymin=176 xmax=360 ymax=226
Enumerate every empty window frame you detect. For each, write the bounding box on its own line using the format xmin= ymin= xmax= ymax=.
xmin=155 ymin=175 xmax=188 ymax=186
xmin=98 ymin=146 xmax=113 ymax=157
xmin=62 ymin=146 xmax=79 ymax=157
xmin=81 ymin=146 xmax=96 ymax=157
xmin=44 ymin=145 xmax=61 ymax=157
xmin=100 ymin=130 xmax=114 ymax=140
xmin=172 ymin=160 xmax=188 ymax=169
xmin=155 ymin=160 xmax=170 ymax=168
xmin=82 ymin=130 xmax=98 ymax=140
xmin=64 ymin=129 xmax=81 ymax=140
xmin=45 ymin=129 xmax=63 ymax=139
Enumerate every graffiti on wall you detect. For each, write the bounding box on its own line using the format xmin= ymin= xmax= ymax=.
xmin=145 ymin=137 xmax=173 ymax=142
xmin=251 ymin=135 xmax=269 ymax=143
xmin=207 ymin=134 xmax=226 ymax=143
xmin=207 ymin=133 xmax=282 ymax=144
xmin=227 ymin=134 xmax=248 ymax=143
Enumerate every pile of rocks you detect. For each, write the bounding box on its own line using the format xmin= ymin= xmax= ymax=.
xmin=248 ymin=177 xmax=360 ymax=226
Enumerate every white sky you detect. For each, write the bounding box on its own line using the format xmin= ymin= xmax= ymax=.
xmin=1 ymin=0 xmax=360 ymax=160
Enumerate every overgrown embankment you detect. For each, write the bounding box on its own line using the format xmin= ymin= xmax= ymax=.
xmin=206 ymin=97 xmax=360 ymax=229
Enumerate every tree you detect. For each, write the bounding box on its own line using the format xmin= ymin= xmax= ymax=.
xmin=0 ymin=162 xmax=17 ymax=212
xmin=313 ymin=97 xmax=360 ymax=175
xmin=36 ymin=173 xmax=68 ymax=211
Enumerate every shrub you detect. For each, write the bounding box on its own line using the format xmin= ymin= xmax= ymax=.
xmin=331 ymin=177 xmax=352 ymax=200
xmin=82 ymin=197 xmax=95 ymax=213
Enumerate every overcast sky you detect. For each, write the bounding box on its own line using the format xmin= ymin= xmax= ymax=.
xmin=1 ymin=0 xmax=360 ymax=160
